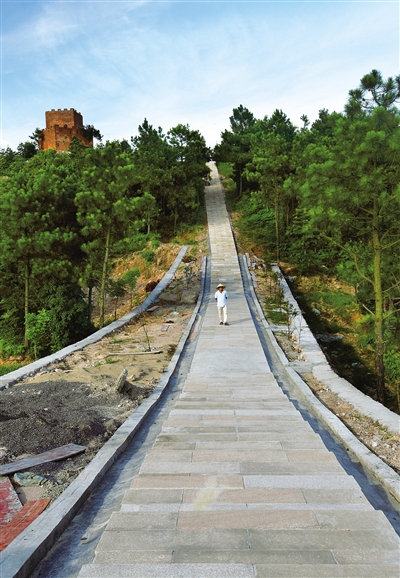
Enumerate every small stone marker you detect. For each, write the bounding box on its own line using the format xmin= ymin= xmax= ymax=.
xmin=116 ymin=368 xmax=128 ymax=393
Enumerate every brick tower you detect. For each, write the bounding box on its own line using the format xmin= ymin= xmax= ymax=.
xmin=39 ymin=108 xmax=93 ymax=151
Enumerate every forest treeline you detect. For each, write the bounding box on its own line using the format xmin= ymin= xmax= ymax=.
xmin=214 ymin=70 xmax=400 ymax=406
xmin=0 ymin=120 xmax=210 ymax=361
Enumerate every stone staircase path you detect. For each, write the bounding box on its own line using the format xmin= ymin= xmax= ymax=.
xmin=77 ymin=163 xmax=399 ymax=577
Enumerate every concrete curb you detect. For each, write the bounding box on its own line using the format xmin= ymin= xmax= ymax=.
xmin=285 ymin=366 xmax=400 ymax=504
xmin=0 ymin=256 xmax=207 ymax=578
xmin=241 ymin=257 xmax=400 ymax=504
xmin=0 ymin=246 xmax=188 ymax=390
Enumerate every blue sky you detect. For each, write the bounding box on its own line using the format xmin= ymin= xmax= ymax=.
xmin=1 ymin=0 xmax=399 ymax=149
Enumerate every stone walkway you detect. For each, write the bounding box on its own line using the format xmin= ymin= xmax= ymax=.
xmin=77 ymin=163 xmax=399 ymax=577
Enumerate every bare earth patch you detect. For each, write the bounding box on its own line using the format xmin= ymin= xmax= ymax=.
xmin=0 ymin=246 xmax=204 ymax=503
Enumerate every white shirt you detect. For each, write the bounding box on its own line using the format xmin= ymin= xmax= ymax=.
xmin=215 ymin=289 xmax=228 ymax=307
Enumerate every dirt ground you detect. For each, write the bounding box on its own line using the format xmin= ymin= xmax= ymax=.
xmin=0 ymin=248 xmax=204 ymax=503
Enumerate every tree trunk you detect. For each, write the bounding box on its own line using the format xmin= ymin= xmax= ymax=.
xmin=274 ymin=182 xmax=280 ymax=263
xmin=372 ymin=201 xmax=385 ymax=404
xmin=88 ymin=284 xmax=93 ymax=324
xmin=24 ymin=261 xmax=29 ymax=349
xmin=99 ymin=223 xmax=111 ymax=328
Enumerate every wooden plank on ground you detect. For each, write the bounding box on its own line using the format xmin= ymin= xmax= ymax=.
xmin=0 ymin=444 xmax=86 ymax=476
xmin=0 ymin=499 xmax=50 ymax=551
xmin=0 ymin=477 xmax=22 ymax=529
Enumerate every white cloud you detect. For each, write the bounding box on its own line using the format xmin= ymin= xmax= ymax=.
xmin=1 ymin=1 xmax=398 ymax=148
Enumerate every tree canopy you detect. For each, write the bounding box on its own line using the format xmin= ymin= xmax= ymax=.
xmin=0 ymin=118 xmax=210 ymax=354
xmin=214 ymin=70 xmax=400 ymax=406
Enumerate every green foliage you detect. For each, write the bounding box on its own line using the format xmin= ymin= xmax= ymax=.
xmin=264 ymin=297 xmax=287 ymax=325
xmin=17 ymin=141 xmax=37 ymax=159
xmin=141 ymin=249 xmax=156 ymax=263
xmin=26 ymin=309 xmax=51 ymax=358
xmin=76 ymin=140 xmax=140 ymax=327
xmin=0 ymin=363 xmax=24 ymax=377
xmin=114 ymin=233 xmax=148 ymax=254
xmin=292 ymin=281 xmax=377 ymax=395
xmin=122 ymin=268 xmax=140 ymax=289
xmin=81 ymin=124 xmax=103 ymax=142
xmin=122 ymin=268 xmax=140 ymax=309
xmin=0 ymin=308 xmax=26 ymax=357
xmin=346 ymin=69 xmax=400 ymax=115
xmin=107 ymin=278 xmax=127 ymax=299
xmin=135 ymin=192 xmax=159 ymax=233
xmin=236 ymin=192 xmax=275 ymax=252
xmin=217 ymin=162 xmax=233 ymax=180
xmin=36 ymin=283 xmax=94 ymax=352
xmin=383 ymin=350 xmax=400 ymax=409
xmin=283 ymin=209 xmax=339 ymax=274
xmin=15 ymin=281 xmax=94 ymax=358
xmin=0 ymin=149 xmax=83 ymax=347
xmin=214 ymin=105 xmax=256 ymax=196
xmin=131 ymin=119 xmax=210 ymax=233
xmin=107 ymin=278 xmax=127 ymax=320
xmin=0 ymin=147 xmax=19 ymax=176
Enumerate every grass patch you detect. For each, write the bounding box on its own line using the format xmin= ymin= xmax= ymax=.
xmin=216 ymin=162 xmax=236 ymax=202
xmin=0 ymin=363 xmax=25 ymax=376
xmin=217 ymin=162 xmax=233 ymax=180
xmin=264 ymin=297 xmax=288 ymax=325
xmin=173 ymin=223 xmax=207 ymax=246
xmin=289 ymin=275 xmax=377 ymax=398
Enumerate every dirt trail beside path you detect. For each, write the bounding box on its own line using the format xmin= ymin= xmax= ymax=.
xmin=0 ymin=256 xmax=203 ymax=503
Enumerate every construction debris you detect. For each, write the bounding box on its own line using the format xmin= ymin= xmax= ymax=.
xmin=0 ymin=444 xmax=86 ymax=477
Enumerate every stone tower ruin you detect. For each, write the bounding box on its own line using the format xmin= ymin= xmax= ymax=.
xmin=39 ymin=108 xmax=93 ymax=152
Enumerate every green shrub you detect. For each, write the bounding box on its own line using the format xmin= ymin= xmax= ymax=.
xmin=141 ymin=249 xmax=156 ymax=263
xmin=236 ymin=192 xmax=276 ymax=251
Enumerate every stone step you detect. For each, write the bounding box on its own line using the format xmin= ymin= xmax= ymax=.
xmin=138 ymin=461 xmax=347 ymax=476
xmin=160 ymin=423 xmax=316 ymax=434
xmin=120 ymin=502 xmax=374 ymax=512
xmin=93 ymin=528 xmax=399 ymax=555
xmin=78 ymin=563 xmax=255 ymax=577
xmin=148 ymin=449 xmax=337 ymax=462
xmin=254 ymin=565 xmax=400 ymax=577
xmin=77 ymin=562 xmax=400 ymax=577
xmin=107 ymin=509 xmax=392 ymax=532
xmin=121 ymin=487 xmax=373 ymax=508
xmin=155 ymin=432 xmax=323 ymax=443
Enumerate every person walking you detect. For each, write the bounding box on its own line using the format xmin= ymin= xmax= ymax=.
xmin=215 ymin=283 xmax=228 ymax=325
